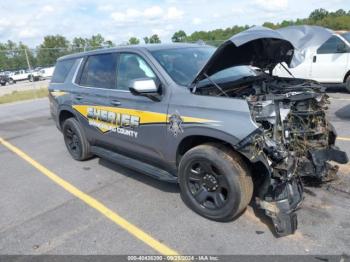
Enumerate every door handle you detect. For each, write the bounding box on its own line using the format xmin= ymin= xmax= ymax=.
xmin=74 ymin=95 xmax=83 ymax=100
xmin=313 ymin=55 xmax=317 ymax=63
xmin=110 ymin=100 xmax=121 ymax=106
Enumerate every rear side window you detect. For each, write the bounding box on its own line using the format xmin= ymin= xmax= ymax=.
xmin=79 ymin=53 xmax=117 ymax=89
xmin=51 ymin=59 xmax=75 ymax=83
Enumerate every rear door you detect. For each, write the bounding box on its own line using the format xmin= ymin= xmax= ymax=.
xmin=311 ymin=36 xmax=349 ymax=83
xmin=72 ymin=52 xmax=119 ymax=147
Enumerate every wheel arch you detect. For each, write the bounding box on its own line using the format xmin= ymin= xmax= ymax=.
xmin=176 ymin=134 xmax=239 ymax=167
xmin=175 ymin=134 xmax=271 ymax=196
xmin=343 ymin=70 xmax=350 ymax=83
xmin=58 ymin=107 xmax=78 ymax=129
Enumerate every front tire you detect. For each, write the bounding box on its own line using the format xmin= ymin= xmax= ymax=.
xmin=178 ymin=143 xmax=253 ymax=221
xmin=62 ymin=118 xmax=92 ymax=161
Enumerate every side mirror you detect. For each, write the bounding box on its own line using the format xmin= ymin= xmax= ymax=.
xmin=129 ymin=78 xmax=161 ymax=101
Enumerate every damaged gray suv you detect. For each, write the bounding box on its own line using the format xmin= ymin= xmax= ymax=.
xmin=49 ymin=25 xmax=348 ymax=236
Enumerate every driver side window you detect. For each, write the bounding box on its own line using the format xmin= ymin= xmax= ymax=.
xmin=116 ymin=53 xmax=156 ymax=90
xmin=317 ymin=36 xmax=348 ymax=54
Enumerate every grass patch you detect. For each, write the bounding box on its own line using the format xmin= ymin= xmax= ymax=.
xmin=0 ymin=88 xmax=48 ymax=104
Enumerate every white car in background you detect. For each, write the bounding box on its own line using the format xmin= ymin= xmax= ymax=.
xmin=38 ymin=66 xmax=55 ymax=80
xmin=274 ymin=31 xmax=350 ymax=91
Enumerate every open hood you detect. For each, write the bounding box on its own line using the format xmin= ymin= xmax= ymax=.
xmin=193 ymin=25 xmax=334 ymax=83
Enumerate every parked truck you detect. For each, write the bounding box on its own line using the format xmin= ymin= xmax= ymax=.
xmin=8 ymin=69 xmax=40 ymax=83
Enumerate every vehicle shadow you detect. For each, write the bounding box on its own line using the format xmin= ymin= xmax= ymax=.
xmin=335 ymin=104 xmax=350 ymax=120
xmin=98 ymin=158 xmax=180 ymax=194
xmin=325 ymin=86 xmax=347 ymax=93
xmin=99 ymin=157 xmax=282 ymax=237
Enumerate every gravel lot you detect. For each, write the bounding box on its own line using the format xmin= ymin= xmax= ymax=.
xmin=0 ymin=90 xmax=349 ymax=255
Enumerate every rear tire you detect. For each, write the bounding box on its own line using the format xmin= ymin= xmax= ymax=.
xmin=62 ymin=118 xmax=92 ymax=161
xmin=346 ymin=75 xmax=350 ymax=93
xmin=178 ymin=143 xmax=253 ymax=221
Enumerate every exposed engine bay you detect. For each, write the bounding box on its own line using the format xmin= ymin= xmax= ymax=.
xmin=194 ymin=74 xmax=348 ymax=236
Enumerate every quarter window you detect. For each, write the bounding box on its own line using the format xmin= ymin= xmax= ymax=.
xmin=116 ymin=53 xmax=156 ymax=90
xmin=52 ymin=59 xmax=75 ymax=83
xmin=317 ymin=36 xmax=347 ymax=54
xmin=79 ymin=53 xmax=117 ymax=89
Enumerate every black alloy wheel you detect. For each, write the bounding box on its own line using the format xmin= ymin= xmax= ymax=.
xmin=179 ymin=143 xmax=253 ymax=222
xmin=62 ymin=118 xmax=92 ymax=161
xmin=187 ymin=159 xmax=229 ymax=210
xmin=64 ymin=125 xmax=82 ymax=159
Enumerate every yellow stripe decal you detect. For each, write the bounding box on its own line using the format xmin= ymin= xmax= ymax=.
xmin=72 ymin=105 xmax=216 ymax=133
xmin=337 ymin=136 xmax=350 ymax=142
xmin=73 ymin=105 xmax=168 ymax=125
xmin=0 ymin=137 xmax=179 ymax=255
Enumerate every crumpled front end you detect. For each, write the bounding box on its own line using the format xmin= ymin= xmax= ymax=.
xmin=191 ymin=25 xmax=348 ymax=236
xmin=236 ymin=128 xmax=304 ymax=236
xmin=234 ymin=77 xmax=348 ymax=236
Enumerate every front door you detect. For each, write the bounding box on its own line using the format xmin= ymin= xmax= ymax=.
xmin=311 ymin=36 xmax=350 ymax=83
xmin=106 ymin=52 xmax=170 ymax=165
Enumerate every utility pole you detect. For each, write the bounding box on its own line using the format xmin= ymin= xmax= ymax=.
xmin=24 ymin=48 xmax=32 ymax=71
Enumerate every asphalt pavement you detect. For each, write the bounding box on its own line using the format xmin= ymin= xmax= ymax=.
xmin=0 ymin=91 xmax=349 ymax=255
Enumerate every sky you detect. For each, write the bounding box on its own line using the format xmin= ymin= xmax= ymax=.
xmin=0 ymin=0 xmax=349 ymax=47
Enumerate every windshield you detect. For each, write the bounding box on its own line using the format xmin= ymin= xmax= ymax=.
xmin=196 ymin=66 xmax=258 ymax=89
xmin=341 ymin=33 xmax=350 ymax=44
xmin=151 ymin=46 xmax=215 ymax=86
xmin=211 ymin=66 xmax=257 ymax=81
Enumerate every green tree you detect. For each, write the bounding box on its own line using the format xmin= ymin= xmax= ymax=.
xmin=87 ymin=34 xmax=105 ymax=48
xmin=149 ymin=34 xmax=161 ymax=44
xmin=72 ymin=37 xmax=87 ymax=51
xmin=128 ymin=37 xmax=140 ymax=45
xmin=171 ymin=30 xmax=187 ymax=42
xmin=73 ymin=35 xmax=114 ymax=51
xmin=333 ymin=9 xmax=347 ymax=17
xmin=262 ymin=22 xmax=277 ymax=29
xmin=309 ymin=8 xmax=329 ymax=21
xmin=36 ymin=35 xmax=70 ymax=66
xmin=0 ymin=41 xmax=36 ymax=71
xmin=144 ymin=35 xmax=161 ymax=44
xmin=143 ymin=37 xmax=150 ymax=44
xmin=104 ymin=40 xmax=114 ymax=48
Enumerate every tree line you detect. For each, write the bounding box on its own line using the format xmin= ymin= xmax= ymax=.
xmin=0 ymin=8 xmax=349 ymax=71
xmin=0 ymin=33 xmax=161 ymax=71
xmin=171 ymin=8 xmax=350 ymax=45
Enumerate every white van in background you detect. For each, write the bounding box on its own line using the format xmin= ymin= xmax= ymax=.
xmin=274 ymin=33 xmax=350 ymax=91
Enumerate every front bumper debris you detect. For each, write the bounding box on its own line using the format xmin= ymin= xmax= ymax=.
xmin=256 ymin=177 xmax=303 ymax=236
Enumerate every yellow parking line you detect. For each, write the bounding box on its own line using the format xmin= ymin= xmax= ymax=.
xmin=0 ymin=137 xmax=179 ymax=256
xmin=337 ymin=137 xmax=350 ymax=142
xmin=329 ymin=98 xmax=350 ymax=101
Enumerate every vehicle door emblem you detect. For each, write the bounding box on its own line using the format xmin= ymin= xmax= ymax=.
xmin=168 ymin=112 xmax=183 ymax=137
